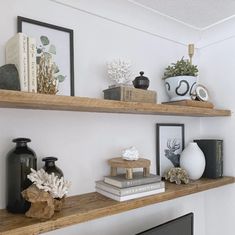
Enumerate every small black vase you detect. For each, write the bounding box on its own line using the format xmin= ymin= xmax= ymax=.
xmin=6 ymin=138 xmax=37 ymax=213
xmin=132 ymin=71 xmax=150 ymax=90
xmin=42 ymin=157 xmax=63 ymax=178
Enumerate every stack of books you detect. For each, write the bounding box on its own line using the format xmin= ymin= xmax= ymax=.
xmin=96 ymin=172 xmax=165 ymax=202
xmin=5 ymin=33 xmax=37 ymax=92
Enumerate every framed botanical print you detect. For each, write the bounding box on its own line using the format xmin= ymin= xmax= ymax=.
xmin=156 ymin=123 xmax=185 ymax=177
xmin=17 ymin=16 xmax=74 ymax=96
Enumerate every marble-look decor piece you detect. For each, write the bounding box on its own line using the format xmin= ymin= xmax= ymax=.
xmin=0 ymin=64 xmax=20 ymax=90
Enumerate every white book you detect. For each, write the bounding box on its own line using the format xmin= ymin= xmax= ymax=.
xmin=28 ymin=37 xmax=37 ymax=93
xmin=96 ymin=180 xmax=165 ymax=196
xmin=5 ymin=33 xmax=28 ymax=92
xmin=96 ymin=187 xmax=165 ymax=202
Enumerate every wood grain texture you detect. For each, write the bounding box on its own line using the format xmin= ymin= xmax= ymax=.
xmin=108 ymin=158 xmax=150 ymax=168
xmin=0 ymin=90 xmax=230 ymax=117
xmin=0 ymin=177 xmax=234 ymax=235
xmin=162 ymin=100 xmax=214 ymax=109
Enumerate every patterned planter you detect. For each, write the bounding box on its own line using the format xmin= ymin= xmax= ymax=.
xmin=164 ymin=76 xmax=197 ymax=101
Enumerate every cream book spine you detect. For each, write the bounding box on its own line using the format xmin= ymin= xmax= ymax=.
xmin=5 ymin=33 xmax=28 ymax=92
xmin=28 ymin=37 xmax=37 ymax=93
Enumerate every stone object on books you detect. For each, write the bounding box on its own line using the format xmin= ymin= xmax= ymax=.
xmin=104 ymin=172 xmax=161 ymax=188
xmin=103 ymin=85 xmax=157 ymax=103
xmin=122 ymin=146 xmax=139 ymax=161
xmin=164 ymin=167 xmax=189 ymax=185
xmin=0 ymin=64 xmax=20 ymax=90
xmin=108 ymin=157 xmax=151 ymax=180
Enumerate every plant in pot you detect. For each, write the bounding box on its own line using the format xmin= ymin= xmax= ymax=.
xmin=162 ymin=58 xmax=198 ymax=101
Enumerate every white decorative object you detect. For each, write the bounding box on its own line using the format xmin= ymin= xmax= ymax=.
xmin=180 ymin=142 xmax=205 ymax=180
xmin=28 ymin=168 xmax=71 ymax=199
xmin=195 ymin=84 xmax=209 ymax=101
xmin=107 ymin=59 xmax=132 ymax=85
xmin=165 ymin=76 xmax=197 ymax=101
xmin=122 ymin=146 xmax=139 ymax=161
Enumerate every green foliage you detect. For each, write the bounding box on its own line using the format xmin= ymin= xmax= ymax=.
xmin=162 ymin=57 xmax=198 ymax=79
xmin=40 ymin=36 xmax=50 ymax=46
xmin=49 ymin=44 xmax=56 ymax=55
xmin=53 ymin=63 xmax=60 ymax=73
xmin=56 ymin=75 xmax=66 ymax=83
xmin=37 ymin=35 xmax=66 ymax=85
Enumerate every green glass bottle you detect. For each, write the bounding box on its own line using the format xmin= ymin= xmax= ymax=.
xmin=6 ymin=138 xmax=37 ymax=213
xmin=42 ymin=157 xmax=63 ymax=178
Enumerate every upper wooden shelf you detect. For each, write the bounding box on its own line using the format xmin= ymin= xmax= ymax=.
xmin=0 ymin=90 xmax=231 ymax=117
xmin=0 ymin=177 xmax=234 ymax=235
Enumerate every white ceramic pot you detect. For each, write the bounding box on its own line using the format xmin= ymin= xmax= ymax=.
xmin=180 ymin=142 xmax=205 ymax=180
xmin=164 ymin=76 xmax=197 ymax=101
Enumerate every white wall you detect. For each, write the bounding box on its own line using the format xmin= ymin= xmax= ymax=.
xmin=1 ymin=1 xmax=231 ymax=235
xmin=199 ymin=37 xmax=235 ymax=235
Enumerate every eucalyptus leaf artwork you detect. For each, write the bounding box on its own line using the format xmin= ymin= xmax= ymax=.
xmin=18 ymin=16 xmax=74 ymax=96
xmin=36 ymin=35 xmax=67 ymax=94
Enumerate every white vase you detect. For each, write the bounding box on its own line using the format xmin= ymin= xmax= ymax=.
xmin=180 ymin=142 xmax=205 ymax=180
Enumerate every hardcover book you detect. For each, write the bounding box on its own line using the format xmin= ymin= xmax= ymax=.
xmin=96 ymin=180 xmax=165 ymax=196
xmin=194 ymin=139 xmax=223 ymax=178
xmin=103 ymin=86 xmax=157 ymax=103
xmin=5 ymin=33 xmax=28 ymax=92
xmin=96 ymin=187 xmax=165 ymax=202
xmin=104 ymin=172 xmax=161 ymax=188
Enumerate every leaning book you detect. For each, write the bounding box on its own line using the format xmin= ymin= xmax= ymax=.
xmin=5 ymin=33 xmax=28 ymax=92
xmin=104 ymin=172 xmax=161 ymax=188
xmin=96 ymin=187 xmax=165 ymax=202
xmin=96 ymin=180 xmax=165 ymax=196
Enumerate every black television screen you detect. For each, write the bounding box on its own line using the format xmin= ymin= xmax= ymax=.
xmin=136 ymin=213 xmax=193 ymax=235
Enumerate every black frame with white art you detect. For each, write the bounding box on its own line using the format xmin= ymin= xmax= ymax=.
xmin=156 ymin=123 xmax=185 ymax=177
xmin=17 ymin=16 xmax=74 ymax=96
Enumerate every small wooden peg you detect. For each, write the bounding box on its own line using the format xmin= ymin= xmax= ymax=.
xmin=188 ymin=44 xmax=194 ymax=64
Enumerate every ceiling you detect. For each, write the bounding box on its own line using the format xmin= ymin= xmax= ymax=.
xmin=130 ymin=0 xmax=235 ymax=29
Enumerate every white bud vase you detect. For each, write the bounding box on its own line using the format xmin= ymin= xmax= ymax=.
xmin=180 ymin=142 xmax=206 ymax=180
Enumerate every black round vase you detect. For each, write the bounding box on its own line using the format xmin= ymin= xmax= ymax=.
xmin=6 ymin=138 xmax=37 ymax=213
xmin=132 ymin=71 xmax=149 ymax=90
xmin=42 ymin=157 xmax=63 ymax=178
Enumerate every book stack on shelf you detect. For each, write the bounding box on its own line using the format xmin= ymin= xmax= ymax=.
xmin=5 ymin=32 xmax=37 ymax=92
xmin=96 ymin=172 xmax=165 ymax=202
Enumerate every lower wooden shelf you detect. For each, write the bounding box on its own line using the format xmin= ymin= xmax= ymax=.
xmin=0 ymin=177 xmax=234 ymax=235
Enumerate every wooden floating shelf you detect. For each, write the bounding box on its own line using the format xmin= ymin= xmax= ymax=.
xmin=0 ymin=90 xmax=231 ymax=117
xmin=0 ymin=177 xmax=234 ymax=235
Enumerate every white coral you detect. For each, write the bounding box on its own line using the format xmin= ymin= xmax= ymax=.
xmin=122 ymin=146 xmax=139 ymax=161
xmin=27 ymin=168 xmax=71 ymax=199
xmin=107 ymin=59 xmax=132 ymax=84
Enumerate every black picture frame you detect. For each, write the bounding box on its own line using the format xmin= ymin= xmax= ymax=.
xmin=17 ymin=16 xmax=74 ymax=96
xmin=156 ymin=123 xmax=185 ymax=176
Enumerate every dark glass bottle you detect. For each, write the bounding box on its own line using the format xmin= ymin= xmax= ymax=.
xmin=6 ymin=138 xmax=37 ymax=213
xmin=42 ymin=157 xmax=63 ymax=178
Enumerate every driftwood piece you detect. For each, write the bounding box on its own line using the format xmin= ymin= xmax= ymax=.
xmin=22 ymin=185 xmax=55 ymax=219
xmin=54 ymin=197 xmax=65 ymax=212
